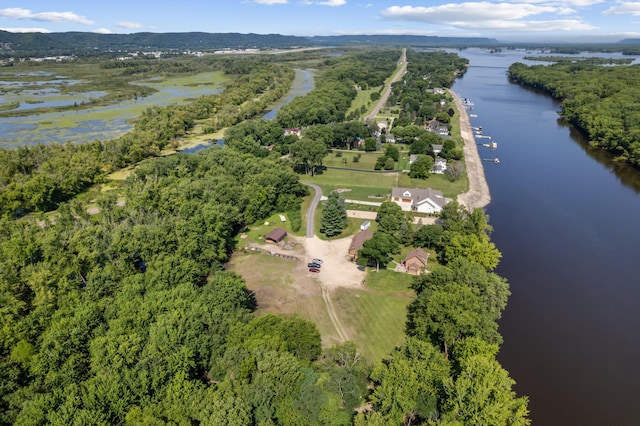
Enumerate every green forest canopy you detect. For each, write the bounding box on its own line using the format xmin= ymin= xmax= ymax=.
xmin=0 ymin=48 xmax=529 ymax=424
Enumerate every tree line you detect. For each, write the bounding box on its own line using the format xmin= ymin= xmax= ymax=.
xmin=509 ymin=61 xmax=640 ymax=168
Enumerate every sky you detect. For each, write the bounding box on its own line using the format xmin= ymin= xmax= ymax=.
xmin=1 ymin=1 xmax=639 ymax=43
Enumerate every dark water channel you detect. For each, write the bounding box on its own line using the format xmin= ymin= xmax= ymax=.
xmin=450 ymin=49 xmax=640 ymax=425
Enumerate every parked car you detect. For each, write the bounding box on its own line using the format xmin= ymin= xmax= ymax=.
xmin=307 ymin=262 xmax=321 ymax=268
xmin=312 ymin=258 xmax=323 ymax=264
xmin=309 ymin=267 xmax=320 ymax=273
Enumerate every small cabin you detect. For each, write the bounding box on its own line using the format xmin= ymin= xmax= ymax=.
xmin=265 ymin=228 xmax=287 ymax=244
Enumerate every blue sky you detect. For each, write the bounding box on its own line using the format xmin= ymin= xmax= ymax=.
xmin=1 ymin=1 xmax=639 ymax=42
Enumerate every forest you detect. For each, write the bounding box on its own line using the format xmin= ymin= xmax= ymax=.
xmin=1 ymin=48 xmax=529 ymax=424
xmin=0 ymin=56 xmax=295 ymax=218
xmin=508 ymin=61 xmax=640 ymax=168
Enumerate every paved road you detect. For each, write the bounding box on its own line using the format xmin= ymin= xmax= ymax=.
xmin=366 ymin=47 xmax=407 ymax=122
xmin=303 ymin=182 xmax=322 ymax=238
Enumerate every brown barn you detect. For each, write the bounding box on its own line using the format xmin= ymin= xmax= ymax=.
xmin=265 ymin=228 xmax=287 ymax=244
xmin=403 ymin=248 xmax=429 ymax=275
xmin=348 ymin=229 xmax=373 ymax=261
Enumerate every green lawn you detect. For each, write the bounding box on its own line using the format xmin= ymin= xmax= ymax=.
xmin=347 ymin=85 xmax=383 ymax=117
xmin=303 ymin=169 xmax=396 ymax=202
xmin=312 ymin=205 xmax=376 ymax=241
xmin=323 ymin=151 xmax=386 ymax=170
xmin=305 ymin=162 xmax=467 ymax=202
xmin=398 ymin=172 xmax=468 ymax=199
xmin=241 ymin=210 xmax=305 ymax=247
xmin=333 ymin=269 xmax=415 ymax=361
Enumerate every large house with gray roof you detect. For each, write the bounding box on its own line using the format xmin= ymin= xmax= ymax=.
xmin=391 ymin=187 xmax=451 ymax=214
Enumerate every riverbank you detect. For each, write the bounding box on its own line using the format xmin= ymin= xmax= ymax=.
xmin=448 ymin=89 xmax=491 ymax=210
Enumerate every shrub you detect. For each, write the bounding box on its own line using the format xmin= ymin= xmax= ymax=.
xmin=287 ymin=208 xmax=302 ymax=232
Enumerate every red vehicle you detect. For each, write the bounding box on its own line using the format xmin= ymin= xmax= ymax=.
xmin=309 ymin=267 xmax=320 ymax=273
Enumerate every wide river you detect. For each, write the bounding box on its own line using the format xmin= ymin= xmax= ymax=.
xmin=450 ymin=48 xmax=640 ymax=425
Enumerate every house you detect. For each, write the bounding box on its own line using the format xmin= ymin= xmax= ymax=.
xmin=426 ymin=119 xmax=449 ymax=136
xmin=284 ymin=128 xmax=302 ymax=137
xmin=265 ymin=228 xmax=287 ymax=244
xmin=431 ymin=144 xmax=443 ymax=155
xmin=403 ymin=248 xmax=429 ymax=275
xmin=348 ymin=229 xmax=373 ymax=261
xmin=409 ymin=154 xmax=418 ymax=164
xmin=432 ymin=158 xmax=447 ymax=174
xmin=426 ymin=119 xmax=441 ymax=132
xmin=391 ymin=187 xmax=450 ymax=214
xmin=352 ymin=137 xmax=365 ymax=149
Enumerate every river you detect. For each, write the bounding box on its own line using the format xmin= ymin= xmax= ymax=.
xmin=450 ymin=48 xmax=640 ymax=425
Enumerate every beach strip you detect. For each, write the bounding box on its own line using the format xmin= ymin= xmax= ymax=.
xmin=448 ymin=89 xmax=491 ymax=210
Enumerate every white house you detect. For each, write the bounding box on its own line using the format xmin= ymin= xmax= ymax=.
xmin=284 ymin=128 xmax=302 ymax=137
xmin=391 ymin=187 xmax=450 ymax=214
xmin=432 ymin=158 xmax=447 ymax=174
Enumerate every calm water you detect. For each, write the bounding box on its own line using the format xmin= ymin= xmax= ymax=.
xmin=451 ymin=49 xmax=640 ymax=425
xmin=263 ymin=68 xmax=314 ymax=119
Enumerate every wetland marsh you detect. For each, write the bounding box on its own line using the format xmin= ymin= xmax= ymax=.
xmin=0 ymin=62 xmax=227 ymax=148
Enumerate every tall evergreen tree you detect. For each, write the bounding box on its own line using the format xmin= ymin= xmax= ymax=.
xmin=320 ymin=191 xmax=347 ymax=237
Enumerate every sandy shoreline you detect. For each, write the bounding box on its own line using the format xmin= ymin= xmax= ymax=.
xmin=448 ymin=89 xmax=492 ymax=210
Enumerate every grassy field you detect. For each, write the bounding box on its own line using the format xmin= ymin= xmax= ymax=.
xmin=302 ymin=169 xmax=395 ymax=202
xmin=228 ymin=249 xmax=417 ymax=361
xmin=312 ymin=204 xmax=377 ymax=241
xmin=308 ymin=151 xmax=467 ymax=202
xmin=332 ymin=269 xmax=415 ymax=361
xmin=240 ymin=211 xmax=305 ymax=246
xmin=227 ymin=251 xmax=341 ymax=347
xmin=347 ymin=86 xmax=383 ymax=117
xmin=398 ymin=172 xmax=468 ymax=199
xmin=323 ymin=150 xmax=386 ymax=170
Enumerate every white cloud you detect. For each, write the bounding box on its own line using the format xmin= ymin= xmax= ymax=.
xmin=603 ymin=2 xmax=640 ymax=15
xmin=303 ymin=0 xmax=346 ymax=5
xmin=254 ymin=0 xmax=288 ymax=4
xmin=384 ymin=3 xmax=558 ymax=22
xmin=117 ymin=21 xmax=145 ymax=29
xmin=0 ymin=8 xmax=94 ymax=25
xmin=0 ymin=27 xmax=51 ymax=33
xmin=92 ymin=28 xmax=113 ymax=34
xmin=500 ymin=0 xmax=603 ymax=5
xmin=381 ymin=2 xmax=596 ymax=32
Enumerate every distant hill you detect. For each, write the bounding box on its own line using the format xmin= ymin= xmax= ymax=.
xmin=307 ymin=34 xmax=499 ymax=46
xmin=618 ymin=38 xmax=640 ymax=44
xmin=0 ymin=30 xmax=498 ymax=56
xmin=0 ymin=31 xmax=315 ymax=55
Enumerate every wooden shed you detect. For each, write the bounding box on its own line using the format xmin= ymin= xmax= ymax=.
xmin=265 ymin=228 xmax=287 ymax=244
